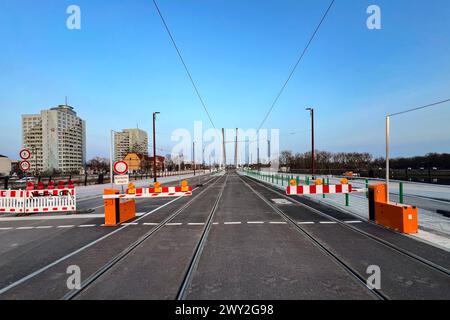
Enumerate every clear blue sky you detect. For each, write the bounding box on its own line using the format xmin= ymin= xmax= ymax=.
xmin=1 ymin=0 xmax=449 ymax=160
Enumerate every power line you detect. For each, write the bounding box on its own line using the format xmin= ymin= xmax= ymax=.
xmin=152 ymin=0 xmax=217 ymax=129
xmin=257 ymin=0 xmax=335 ymax=131
xmin=388 ymin=98 xmax=450 ymax=117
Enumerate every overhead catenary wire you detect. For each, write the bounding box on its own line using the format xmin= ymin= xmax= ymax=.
xmin=152 ymin=0 xmax=217 ymax=130
xmin=388 ymin=98 xmax=450 ymax=117
xmin=256 ymin=0 xmax=335 ymax=132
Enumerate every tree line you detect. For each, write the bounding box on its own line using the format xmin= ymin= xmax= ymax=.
xmin=279 ymin=151 xmax=450 ymax=170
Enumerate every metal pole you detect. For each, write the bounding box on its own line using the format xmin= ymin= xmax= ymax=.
xmin=193 ymin=141 xmax=196 ymax=176
xmin=235 ymin=128 xmax=238 ymax=168
xmin=386 ymin=115 xmax=390 ymax=203
xmin=109 ymin=129 xmax=114 ymax=188
xmin=311 ymin=108 xmax=315 ymax=179
xmin=153 ymin=112 xmax=159 ymax=183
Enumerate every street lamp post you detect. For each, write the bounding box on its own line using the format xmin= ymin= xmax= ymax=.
xmin=386 ymin=115 xmax=390 ymax=203
xmin=109 ymin=130 xmax=115 ymax=188
xmin=306 ymin=108 xmax=315 ymax=179
xmin=153 ymin=112 xmax=160 ymax=183
xmin=384 ymin=98 xmax=450 ymax=204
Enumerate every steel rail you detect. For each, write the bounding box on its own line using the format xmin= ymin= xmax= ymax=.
xmin=239 ymin=175 xmax=388 ymax=300
xmin=62 ymin=174 xmax=226 ymax=300
xmin=243 ymin=174 xmax=450 ymax=277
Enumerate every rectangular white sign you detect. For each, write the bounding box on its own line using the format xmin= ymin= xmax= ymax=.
xmin=114 ymin=175 xmax=129 ymax=185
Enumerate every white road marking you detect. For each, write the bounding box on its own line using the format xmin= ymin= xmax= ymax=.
xmin=143 ymin=222 xmax=159 ymax=226
xmin=35 ymin=226 xmax=53 ymax=229
xmin=122 ymin=223 xmax=139 ymax=226
xmin=0 ymin=214 xmax=105 ymax=222
xmin=297 ymin=222 xmax=315 ymax=225
xmin=58 ymin=225 xmax=74 ymax=228
xmin=78 ymin=224 xmax=96 ymax=228
xmin=0 ymin=183 xmax=200 ymax=296
xmin=247 ymin=221 xmax=265 ymax=224
xmin=0 ymin=227 xmax=13 ymax=230
xmin=17 ymin=227 xmax=34 ymax=230
xmin=166 ymin=223 xmax=183 ymax=226
xmin=188 ymin=223 xmax=205 ymax=226
xmin=319 ymin=221 xmax=337 ymax=224
xmin=212 ymin=222 xmax=219 ymax=225
xmin=271 ymin=198 xmax=293 ymax=205
xmin=224 ymin=222 xmax=241 ymax=225
xmin=345 ymin=220 xmax=362 ymax=224
xmin=269 ymin=221 xmax=287 ymax=224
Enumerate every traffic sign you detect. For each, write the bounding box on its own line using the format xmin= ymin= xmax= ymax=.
xmin=20 ymin=160 xmax=31 ymax=172
xmin=114 ymin=175 xmax=130 ymax=186
xmin=113 ymin=161 xmax=129 ymax=175
xmin=20 ymin=149 xmax=31 ymax=160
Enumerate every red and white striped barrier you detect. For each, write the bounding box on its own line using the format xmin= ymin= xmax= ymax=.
xmin=0 ymin=189 xmax=76 ymax=214
xmin=0 ymin=190 xmax=26 ymax=213
xmin=286 ymin=184 xmax=354 ymax=195
xmin=103 ymin=186 xmax=193 ymax=200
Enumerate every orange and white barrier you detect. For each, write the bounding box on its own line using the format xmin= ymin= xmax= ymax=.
xmin=102 ymin=181 xmax=193 ymax=200
xmin=0 ymin=189 xmax=76 ymax=214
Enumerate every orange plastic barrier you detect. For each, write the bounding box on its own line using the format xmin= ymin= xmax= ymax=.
xmin=374 ymin=202 xmax=418 ymax=234
xmin=104 ymin=188 xmax=136 ymax=226
xmin=369 ymin=183 xmax=418 ymax=234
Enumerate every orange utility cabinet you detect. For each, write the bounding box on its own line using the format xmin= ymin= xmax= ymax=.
xmin=104 ymin=188 xmax=136 ymax=226
xmin=374 ymin=202 xmax=418 ymax=234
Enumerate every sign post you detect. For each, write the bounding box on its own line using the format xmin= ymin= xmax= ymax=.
xmin=113 ymin=161 xmax=129 ymax=192
xmin=19 ymin=149 xmax=32 ymax=183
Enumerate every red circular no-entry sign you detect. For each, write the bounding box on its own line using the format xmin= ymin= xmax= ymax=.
xmin=113 ymin=161 xmax=129 ymax=175
xmin=20 ymin=149 xmax=31 ymax=160
xmin=20 ymin=160 xmax=31 ymax=172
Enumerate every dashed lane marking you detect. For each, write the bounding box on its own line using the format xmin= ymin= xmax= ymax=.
xmin=0 ymin=220 xmax=351 ymax=231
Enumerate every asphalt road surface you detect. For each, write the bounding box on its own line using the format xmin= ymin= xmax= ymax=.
xmin=0 ymin=171 xmax=449 ymax=300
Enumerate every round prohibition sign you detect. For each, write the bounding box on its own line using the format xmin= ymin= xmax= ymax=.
xmin=20 ymin=149 xmax=31 ymax=160
xmin=20 ymin=160 xmax=31 ymax=172
xmin=113 ymin=161 xmax=129 ymax=175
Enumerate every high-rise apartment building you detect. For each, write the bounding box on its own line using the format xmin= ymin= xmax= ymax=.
xmin=114 ymin=129 xmax=148 ymax=161
xmin=22 ymin=105 xmax=86 ymax=174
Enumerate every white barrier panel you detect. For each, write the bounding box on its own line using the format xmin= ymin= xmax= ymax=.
xmin=0 ymin=190 xmax=26 ymax=213
xmin=0 ymin=189 xmax=76 ymax=214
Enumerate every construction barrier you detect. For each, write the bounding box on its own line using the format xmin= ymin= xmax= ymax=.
xmin=0 ymin=188 xmax=76 ymax=214
xmin=286 ymin=184 xmax=354 ymax=195
xmin=369 ymin=184 xmax=418 ymax=234
xmin=103 ymin=184 xmax=193 ymax=200
xmin=0 ymin=190 xmax=26 ymax=214
xmin=104 ymin=189 xmax=136 ymax=226
xmin=102 ymin=181 xmax=192 ymax=226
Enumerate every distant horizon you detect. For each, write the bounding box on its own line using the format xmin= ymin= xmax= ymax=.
xmin=1 ymin=1 xmax=449 ymax=161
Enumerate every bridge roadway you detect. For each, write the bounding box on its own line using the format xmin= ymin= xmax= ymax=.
xmin=0 ymin=172 xmax=448 ymax=300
